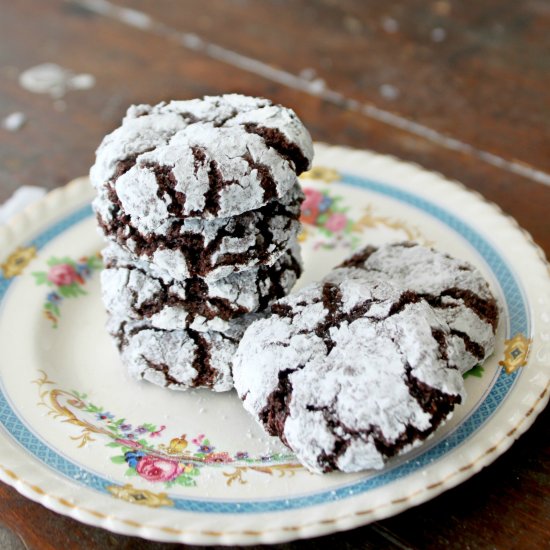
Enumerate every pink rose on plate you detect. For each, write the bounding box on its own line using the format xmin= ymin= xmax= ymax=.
xmin=47 ymin=264 xmax=78 ymax=286
xmin=325 ymin=212 xmax=348 ymax=233
xmin=302 ymin=188 xmax=324 ymax=211
xmin=136 ymin=455 xmax=184 ymax=482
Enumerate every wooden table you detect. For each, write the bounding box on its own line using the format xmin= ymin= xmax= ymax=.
xmin=1 ymin=1 xmax=549 ymax=548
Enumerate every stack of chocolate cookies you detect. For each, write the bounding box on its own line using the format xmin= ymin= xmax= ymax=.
xmin=90 ymin=94 xmax=313 ymax=392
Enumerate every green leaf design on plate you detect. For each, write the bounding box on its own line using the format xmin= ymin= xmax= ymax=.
xmin=464 ymin=365 xmax=484 ymax=379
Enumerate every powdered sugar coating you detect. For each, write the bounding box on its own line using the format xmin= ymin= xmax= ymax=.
xmin=94 ymin=182 xmax=303 ymax=282
xmin=90 ymin=95 xmax=272 ymax=189
xmin=326 ymin=242 xmax=499 ymax=374
xmin=101 ymin=240 xmax=303 ymax=331
xmin=91 ymin=94 xmax=313 ymax=222
xmin=233 ymin=278 xmax=466 ymax=473
xmin=107 ymin=314 xmax=255 ymax=392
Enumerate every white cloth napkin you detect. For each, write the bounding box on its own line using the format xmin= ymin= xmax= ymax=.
xmin=0 ymin=186 xmax=47 ymax=224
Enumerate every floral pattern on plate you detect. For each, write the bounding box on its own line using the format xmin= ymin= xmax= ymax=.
xmin=300 ymin=185 xmax=426 ymax=250
xmin=34 ymin=371 xmax=301 ymax=489
xmin=32 ymin=254 xmax=102 ymax=327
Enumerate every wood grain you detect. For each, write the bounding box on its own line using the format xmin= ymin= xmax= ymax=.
xmin=115 ymin=0 xmax=550 ymax=171
xmin=0 ymin=1 xmax=549 ymax=548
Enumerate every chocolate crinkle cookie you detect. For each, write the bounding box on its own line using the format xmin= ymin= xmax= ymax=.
xmin=325 ymin=242 xmax=499 ymax=374
xmin=233 ymin=278 xmax=466 ymax=473
xmin=101 ymin=240 xmax=302 ymax=332
xmin=107 ymin=314 xmax=259 ymax=392
xmin=94 ymin=180 xmax=304 ymax=282
xmin=90 ymin=94 xmax=313 ymax=223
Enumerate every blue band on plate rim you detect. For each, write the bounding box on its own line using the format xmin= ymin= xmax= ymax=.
xmin=0 ymin=172 xmax=529 ymax=513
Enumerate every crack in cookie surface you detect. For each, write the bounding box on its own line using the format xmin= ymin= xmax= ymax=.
xmin=326 ymin=242 xmax=499 ymax=374
xmin=107 ymin=317 xmax=245 ymax=392
xmin=96 ymin=183 xmax=303 ymax=281
xmin=101 ymin=242 xmax=302 ymax=330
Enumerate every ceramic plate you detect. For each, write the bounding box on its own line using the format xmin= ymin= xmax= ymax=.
xmin=0 ymin=145 xmax=548 ymax=545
